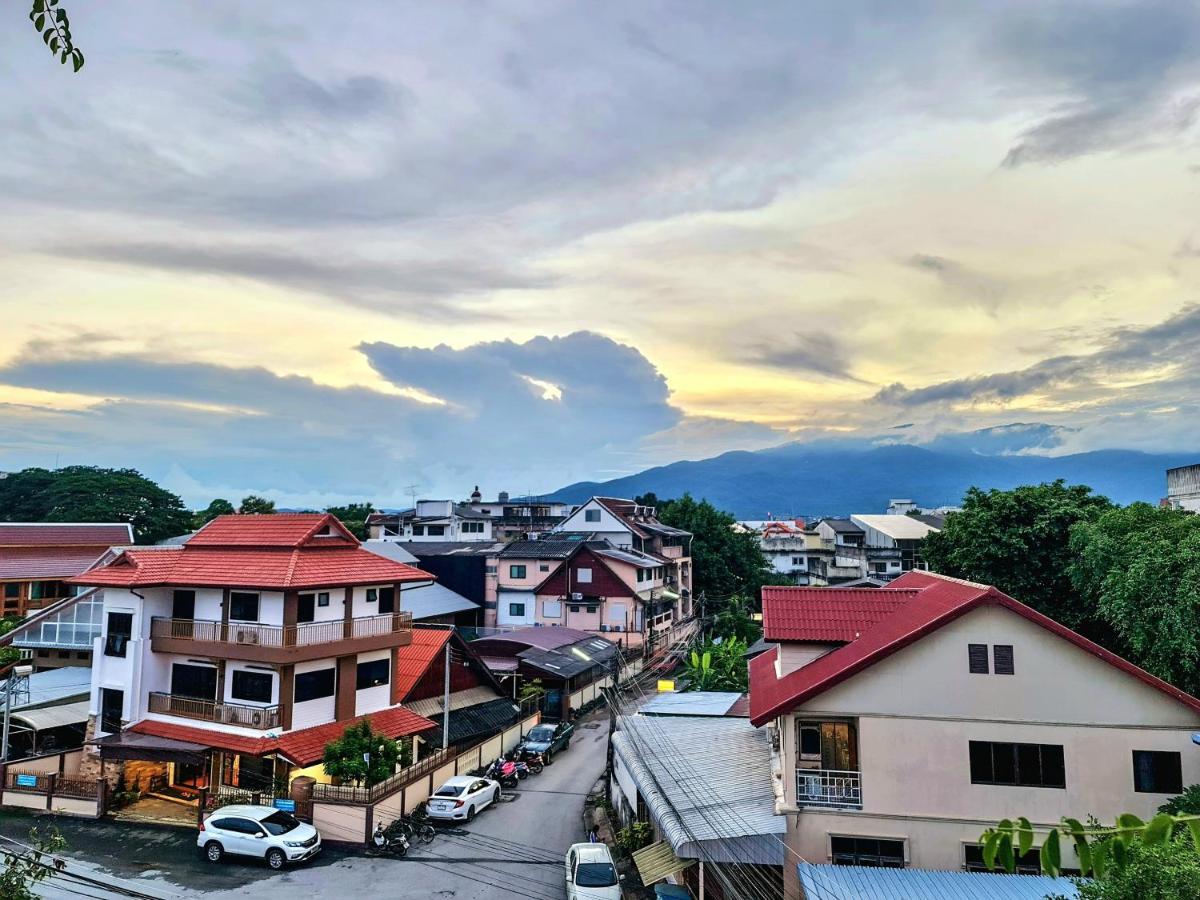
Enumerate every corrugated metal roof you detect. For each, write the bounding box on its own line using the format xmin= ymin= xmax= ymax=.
xmin=797 ymin=863 xmax=1081 ymax=899
xmin=638 ymin=691 xmax=743 ymax=717
xmin=11 ymin=699 xmax=90 ymax=732
xmin=851 ymin=514 xmax=940 ymax=540
xmin=612 ymin=715 xmax=785 ymax=865
xmin=632 ymin=841 xmax=694 ymax=885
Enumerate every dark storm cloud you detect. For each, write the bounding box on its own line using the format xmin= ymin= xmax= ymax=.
xmin=738 ymin=331 xmax=863 ymax=382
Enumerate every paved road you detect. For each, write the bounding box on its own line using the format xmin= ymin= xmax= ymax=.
xmin=2 ymin=715 xmax=610 ymax=900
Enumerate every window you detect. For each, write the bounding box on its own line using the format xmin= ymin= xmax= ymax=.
xmin=100 ymin=688 xmax=123 ymax=734
xmin=427 ymin=525 xmax=446 ymax=536
xmin=461 ymin=522 xmax=484 ymax=534
xmin=585 ymin=509 xmax=601 ymax=522
xmin=543 ymin=600 xmax=562 ymax=617
xmin=539 ymin=563 xmax=550 ymax=572
xmin=294 ymin=668 xmax=335 ymax=703
xmin=965 ymin=844 xmax=1041 ymax=875
xmin=509 ymin=602 xmax=526 ymax=617
xmin=366 ymin=588 xmax=378 ymax=603
xmin=969 ymin=741 xmax=1065 ymax=788
xmin=968 ymin=644 xmax=989 ymax=674
xmin=576 ymin=568 xmax=592 ymax=583
xmin=171 ymin=663 xmax=217 ymax=700
xmin=637 ymin=569 xmax=645 ymax=583
xmin=229 ymin=592 xmax=259 ymax=622
xmin=1133 ymin=750 xmax=1183 ymax=794
xmin=231 ymin=670 xmax=273 ymax=703
xmin=830 ymin=836 xmax=904 ymax=868
xmin=570 ymin=605 xmax=581 ymax=613
xmin=356 ymin=657 xmax=390 ymax=690
xmin=104 ymin=612 xmax=133 ymax=658
xmin=3 ymin=583 xmax=19 ymax=599
xmin=412 ymin=525 xmax=425 ymax=536
xmin=378 ymin=587 xmax=395 ymax=614
xmin=509 ymin=565 xmax=527 ymax=579
xmin=317 ymin=592 xmax=330 ymax=607
xmin=993 ymin=644 xmax=1015 ymax=675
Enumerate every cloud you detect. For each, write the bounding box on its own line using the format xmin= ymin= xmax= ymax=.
xmin=737 ymin=331 xmax=864 ymax=381
xmin=907 ymin=254 xmax=1009 ymax=312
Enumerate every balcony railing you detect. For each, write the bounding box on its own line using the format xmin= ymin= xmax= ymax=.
xmin=148 ymin=692 xmax=281 ymax=730
xmin=796 ymin=768 xmax=862 ymax=809
xmin=150 ymin=612 xmax=412 ymax=648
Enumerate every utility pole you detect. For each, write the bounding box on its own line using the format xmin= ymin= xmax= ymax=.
xmin=442 ymin=636 xmax=451 ymax=750
xmin=2 ymin=664 xmax=33 ymax=762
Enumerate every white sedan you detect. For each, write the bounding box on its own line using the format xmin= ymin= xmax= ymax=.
xmin=426 ymin=775 xmax=501 ymax=823
xmin=566 ymin=842 xmax=622 ymax=900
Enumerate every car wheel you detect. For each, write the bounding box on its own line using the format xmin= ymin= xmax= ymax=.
xmin=492 ymin=788 xmax=500 ymax=806
xmin=266 ymin=848 xmax=286 ymax=870
xmin=204 ymin=841 xmax=224 ymax=863
xmin=544 ymin=750 xmax=553 ymax=765
xmin=467 ymin=805 xmax=476 ymax=822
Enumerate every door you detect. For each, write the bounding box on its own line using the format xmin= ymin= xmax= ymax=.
xmin=226 ymin=817 xmax=263 ymax=856
xmin=172 ymin=590 xmax=196 ymax=638
xmin=297 ymin=594 xmax=316 ymax=624
xmin=378 ymin=587 xmax=395 ymax=615
xmin=100 ymin=688 xmax=124 ymax=734
xmin=171 ymin=663 xmax=218 ymax=704
xmin=173 ymin=762 xmax=206 ymax=789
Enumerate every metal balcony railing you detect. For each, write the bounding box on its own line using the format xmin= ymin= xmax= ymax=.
xmin=150 ymin=612 xmax=412 ymax=648
xmin=148 ymin=692 xmax=281 ymax=730
xmin=796 ymin=768 xmax=862 ymax=809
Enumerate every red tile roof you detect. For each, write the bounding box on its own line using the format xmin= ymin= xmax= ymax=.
xmin=394 ymin=627 xmax=454 ymax=701
xmin=133 ymin=705 xmax=437 ymax=767
xmin=0 ymin=523 xmax=133 ymax=547
xmin=68 ymin=514 xmax=433 ymax=590
xmin=761 ymin=587 xmax=918 ymax=642
xmin=0 ymin=546 xmax=111 ymax=580
xmin=749 ymin=571 xmax=1200 ymax=727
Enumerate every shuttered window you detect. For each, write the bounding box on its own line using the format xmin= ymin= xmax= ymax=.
xmin=968 ymin=644 xmax=989 ymax=674
xmin=993 ymin=644 xmax=1015 ymax=675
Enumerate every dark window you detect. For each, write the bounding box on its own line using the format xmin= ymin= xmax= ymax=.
xmin=231 ymin=670 xmax=273 ymax=703
xmin=799 ymin=725 xmax=821 ymax=758
xmin=104 ymin=612 xmax=133 ymax=657
xmin=297 ymin=594 xmax=315 ymax=624
xmin=171 ymin=663 xmax=217 ymax=700
xmin=171 ymin=590 xmax=195 ymax=619
xmin=968 ymin=644 xmax=988 ymax=674
xmin=831 ymin=836 xmax=904 ymax=867
xmin=510 ymin=565 xmax=527 ymax=578
xmin=229 ymin=592 xmax=259 ymax=622
xmin=509 ymin=602 xmax=526 ymax=617
xmin=965 ymin=845 xmax=1041 ymax=875
xmin=366 ymin=588 xmax=378 ymax=603
xmin=570 ymin=605 xmax=581 ymax=613
xmin=427 ymin=525 xmax=446 ymax=536
xmin=317 ymin=592 xmax=330 ymax=608
xmin=969 ymin=741 xmax=1065 ymax=788
xmin=993 ymin=645 xmax=1015 ymax=675
xmin=378 ymin=587 xmax=395 ymax=614
xmin=412 ymin=525 xmax=425 ymax=536
xmin=294 ymin=668 xmax=336 ymax=703
xmin=3 ymin=583 xmax=19 ymax=599
xmin=356 ymin=657 xmax=390 ymax=690
xmin=1133 ymin=750 xmax=1183 ymax=794
xmin=585 ymin=509 xmax=601 ymax=522
xmin=100 ymin=688 xmax=124 ymax=734
xmin=217 ymin=818 xmax=262 ymax=835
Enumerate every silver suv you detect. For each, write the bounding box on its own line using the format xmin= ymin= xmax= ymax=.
xmin=198 ymin=804 xmax=321 ymax=870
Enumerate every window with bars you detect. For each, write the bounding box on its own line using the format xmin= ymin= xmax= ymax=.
xmin=831 ymin=836 xmax=904 ymax=868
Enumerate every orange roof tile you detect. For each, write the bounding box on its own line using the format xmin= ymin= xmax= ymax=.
xmin=394 ymin=627 xmax=454 ymax=700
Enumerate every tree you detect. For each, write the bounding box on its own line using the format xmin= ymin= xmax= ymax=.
xmin=27 ymin=0 xmax=83 ymax=71
xmin=1160 ymin=786 xmax=1200 ymax=817
xmin=0 ymin=466 xmax=191 ymax=544
xmin=325 ymin=503 xmax=375 ymax=540
xmin=322 ymin=719 xmax=410 ymax=787
xmin=1074 ymin=836 xmax=1200 ymax=900
xmin=683 ymin=636 xmax=750 ymax=692
xmin=1069 ymin=503 xmax=1200 ymax=695
xmin=192 ymin=498 xmax=235 ymax=530
xmin=0 ymin=827 xmax=67 ymax=900
xmin=711 ymin=593 xmax=762 ymax=644
xmin=921 ymin=481 xmax=1113 ymax=637
xmin=238 ymin=495 xmax=276 ymax=515
xmin=1 ymin=616 xmax=23 ymax=667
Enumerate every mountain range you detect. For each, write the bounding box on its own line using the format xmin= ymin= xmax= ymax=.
xmin=548 ymin=426 xmax=1196 ymax=518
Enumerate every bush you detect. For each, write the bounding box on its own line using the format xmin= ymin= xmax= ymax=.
xmin=615 ymin=821 xmax=654 ymax=855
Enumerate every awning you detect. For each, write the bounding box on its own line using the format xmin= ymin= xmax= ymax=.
xmin=797 ymin=863 xmax=1082 ymax=899
xmin=91 ymin=730 xmax=211 ymax=766
xmin=10 ymin=699 xmax=90 ymax=733
xmin=633 ymin=841 xmax=694 ymax=885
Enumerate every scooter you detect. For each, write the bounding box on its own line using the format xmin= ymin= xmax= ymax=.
xmin=367 ymin=822 xmax=409 ymax=857
xmin=505 ymin=750 xmax=537 ymax=779
xmin=486 ymin=757 xmax=519 ymax=789
xmin=516 ymin=747 xmax=546 ymax=775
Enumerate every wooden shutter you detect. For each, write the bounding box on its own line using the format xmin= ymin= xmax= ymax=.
xmin=968 ymin=643 xmax=989 ymax=674
xmin=993 ymin=644 xmax=1014 ymax=675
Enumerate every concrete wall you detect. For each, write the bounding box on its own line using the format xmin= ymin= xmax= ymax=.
xmin=778 ymin=643 xmax=838 ymax=677
xmin=314 ymin=802 xmax=367 ymax=843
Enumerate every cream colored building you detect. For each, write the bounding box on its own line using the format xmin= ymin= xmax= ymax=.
xmin=751 ymin=573 xmax=1200 ymax=898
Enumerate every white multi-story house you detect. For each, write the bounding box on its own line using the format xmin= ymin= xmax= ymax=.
xmin=367 ymin=499 xmax=494 ymax=542
xmin=1166 ymin=464 xmax=1200 ymax=513
xmin=738 ymin=520 xmax=821 ymax=585
xmin=463 ymin=487 xmax=573 ymax=542
xmin=810 ymin=515 xmax=938 ymax=583
xmin=73 ymin=513 xmax=437 ymax=798
xmin=751 ymin=572 xmax=1200 ymax=898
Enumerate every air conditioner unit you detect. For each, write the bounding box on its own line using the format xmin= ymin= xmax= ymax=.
xmin=235 ymin=630 xmax=259 ymax=645
xmin=570 ymin=592 xmax=584 ymax=601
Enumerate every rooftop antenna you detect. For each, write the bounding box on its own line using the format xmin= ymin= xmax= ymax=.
xmin=404 ymin=483 xmax=419 ymax=509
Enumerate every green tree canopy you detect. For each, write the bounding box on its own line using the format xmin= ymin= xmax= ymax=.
xmin=1069 ymin=503 xmax=1200 ymax=694
xmin=683 ymin=636 xmax=750 ymax=692
xmin=921 ymin=481 xmax=1113 ymax=636
xmin=322 ymin=718 xmax=410 ymax=787
xmin=192 ymin=498 xmax=235 ymax=530
xmin=325 ymin=503 xmax=374 ymax=540
xmin=238 ymin=495 xmax=277 ymax=515
xmin=0 ymin=466 xmax=190 ymax=544
xmin=1074 ymin=835 xmax=1200 ymax=900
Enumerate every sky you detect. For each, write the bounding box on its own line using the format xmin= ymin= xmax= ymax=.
xmin=1 ymin=1 xmax=1199 ymax=508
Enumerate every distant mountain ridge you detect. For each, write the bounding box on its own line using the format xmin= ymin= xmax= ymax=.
xmin=548 ymin=440 xmax=1195 ymax=519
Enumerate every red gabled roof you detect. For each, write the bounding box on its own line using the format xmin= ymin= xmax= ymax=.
xmin=749 ymin=571 xmax=1200 ymax=727
xmin=394 ymin=627 xmax=454 ymax=700
xmin=0 ymin=546 xmax=111 ymax=580
xmin=0 ymin=523 xmax=133 ymax=547
xmin=761 ymin=587 xmax=917 ymax=642
xmin=133 ymin=705 xmax=437 ymax=767
xmin=188 ymin=514 xmax=356 ymax=548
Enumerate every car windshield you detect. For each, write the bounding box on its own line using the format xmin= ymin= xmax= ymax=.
xmin=261 ymin=811 xmax=300 ymax=835
xmin=575 ymin=862 xmax=618 ymax=887
xmin=528 ymin=726 xmax=555 ymax=741
xmin=435 ymin=785 xmax=466 ymax=797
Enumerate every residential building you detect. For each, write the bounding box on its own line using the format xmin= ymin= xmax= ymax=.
xmin=1166 ymin=464 xmax=1200 ymax=512
xmin=462 ymin=487 xmax=574 ymax=542
xmin=367 ymin=499 xmax=494 ymax=542
xmin=72 ymin=513 xmax=438 ymax=801
xmin=810 ymin=515 xmax=938 ymax=583
xmin=360 ymin=541 xmax=482 ymax=625
xmin=884 ymin=499 xmax=959 ymax=527
xmin=809 ymin=519 xmax=868 ymax=585
xmin=738 ymin=520 xmax=823 ymax=586
xmin=0 ymin=523 xmax=132 ymax=619
xmin=384 ymin=540 xmax=502 ymax=624
xmin=751 ymin=572 xmax=1200 ymax=898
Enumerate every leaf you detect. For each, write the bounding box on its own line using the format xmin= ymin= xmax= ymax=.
xmin=55 ymin=8 xmax=65 ymax=20
xmin=1112 ymin=837 xmax=1127 ymax=870
xmin=982 ymin=830 xmax=1001 ymax=870
xmin=1039 ymin=828 xmax=1061 ymax=878
xmin=997 ymin=832 xmax=1015 ymax=873
xmin=1062 ymin=818 xmax=1091 ymax=876
xmin=34 ymin=13 xmax=44 ymax=29
xmin=1017 ymin=817 xmax=1034 ymax=856
xmin=1116 ymin=812 xmax=1145 ymax=847
xmin=1143 ymin=813 xmax=1175 ymax=847
xmin=71 ymin=49 xmax=83 ymax=72
xmin=1091 ymin=838 xmax=1109 ymax=880
xmin=50 ymin=36 xmax=59 ymax=52
xmin=42 ymin=28 xmax=53 ymax=45
xmin=1187 ymin=818 xmax=1200 ymax=853
xmin=32 ymin=0 xmax=45 ymax=12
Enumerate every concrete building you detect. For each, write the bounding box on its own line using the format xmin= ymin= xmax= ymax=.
xmin=1166 ymin=464 xmax=1200 ymax=513
xmin=0 ymin=523 xmax=131 ymax=620
xmin=751 ymin=572 xmax=1200 ymax=898
xmin=366 ymin=499 xmax=494 ymax=543
xmin=810 ymin=515 xmax=938 ymax=583
xmin=462 ymin=487 xmax=574 ymax=542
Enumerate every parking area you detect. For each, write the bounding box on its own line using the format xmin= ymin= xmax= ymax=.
xmin=2 ymin=715 xmax=611 ymax=899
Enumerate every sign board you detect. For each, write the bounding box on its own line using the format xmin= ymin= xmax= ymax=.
xmin=15 ymin=774 xmax=38 ymax=788
xmin=657 ymin=680 xmax=676 ymax=693
xmin=272 ymin=798 xmax=296 ymax=813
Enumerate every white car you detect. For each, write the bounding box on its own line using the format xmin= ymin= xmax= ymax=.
xmin=198 ymin=804 xmax=321 ymax=870
xmin=566 ymin=842 xmax=622 ymax=900
xmin=426 ymin=775 xmax=501 ymax=822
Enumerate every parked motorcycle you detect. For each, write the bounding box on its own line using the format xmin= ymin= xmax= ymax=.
xmin=367 ymin=822 xmax=409 ymax=857
xmin=485 ymin=757 xmax=520 ymax=789
xmin=516 ymin=746 xmax=546 ymax=774
xmin=504 ymin=750 xmax=537 ymax=779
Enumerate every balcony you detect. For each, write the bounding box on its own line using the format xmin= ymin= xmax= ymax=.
xmin=796 ymin=768 xmax=862 ymax=809
xmin=150 ymin=612 xmax=413 ymax=663
xmin=148 ymin=692 xmax=281 ymax=730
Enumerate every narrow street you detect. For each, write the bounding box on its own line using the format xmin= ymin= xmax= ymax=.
xmin=2 ymin=715 xmax=610 ymax=900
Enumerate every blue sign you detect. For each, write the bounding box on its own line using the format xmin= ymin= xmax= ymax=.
xmin=273 ymin=799 xmax=296 ymax=812
xmin=15 ymin=774 xmax=38 ymax=788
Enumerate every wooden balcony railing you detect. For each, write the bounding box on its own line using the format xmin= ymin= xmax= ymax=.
xmin=796 ymin=768 xmax=862 ymax=809
xmin=150 ymin=612 xmax=412 ymax=648
xmin=148 ymin=692 xmax=281 ymax=730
